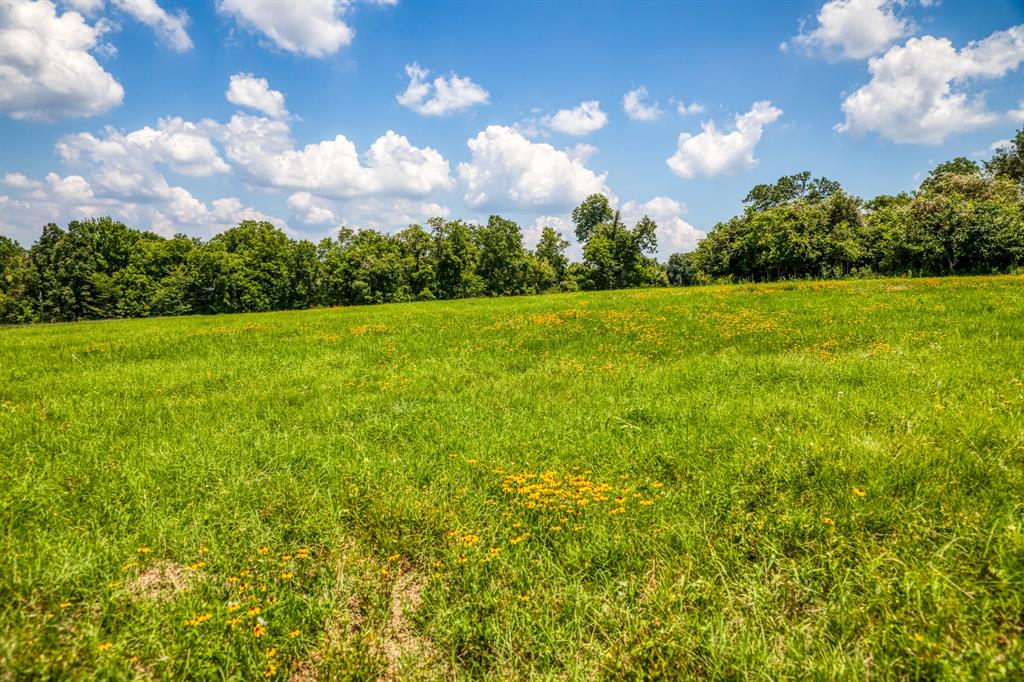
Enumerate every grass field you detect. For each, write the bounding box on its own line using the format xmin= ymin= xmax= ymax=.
xmin=2 ymin=275 xmax=1023 ymax=680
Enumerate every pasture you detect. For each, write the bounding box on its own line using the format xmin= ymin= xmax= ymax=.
xmin=1 ymin=276 xmax=1022 ymax=679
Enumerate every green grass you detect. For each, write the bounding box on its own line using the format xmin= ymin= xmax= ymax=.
xmin=2 ymin=276 xmax=1023 ymax=680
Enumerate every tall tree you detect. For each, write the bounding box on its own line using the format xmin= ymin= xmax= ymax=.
xmin=475 ymin=215 xmax=528 ymax=296
xmin=534 ymin=226 xmax=570 ymax=286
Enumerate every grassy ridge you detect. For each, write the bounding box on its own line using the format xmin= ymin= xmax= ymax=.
xmin=1 ymin=276 xmax=1023 ymax=679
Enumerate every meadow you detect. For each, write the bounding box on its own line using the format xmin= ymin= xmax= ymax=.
xmin=1 ymin=275 xmax=1022 ymax=680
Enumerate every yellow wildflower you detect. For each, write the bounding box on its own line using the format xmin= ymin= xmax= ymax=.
xmin=136 ymin=546 xmax=151 ymax=554
xmin=185 ymin=612 xmax=212 ymax=626
xmin=852 ymin=487 xmax=867 ymax=498
xmin=98 ymin=642 xmax=113 ymax=651
xmin=252 ymin=623 xmax=266 ymax=638
xmin=288 ymin=629 xmax=301 ymax=638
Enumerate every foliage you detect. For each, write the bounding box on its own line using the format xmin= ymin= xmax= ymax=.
xmin=984 ymin=129 xmax=1024 ymax=186
xmin=572 ymin=195 xmax=665 ymax=290
xmin=1 ymin=214 xmax=581 ymax=324
xmin=684 ymin=130 xmax=1024 ymax=282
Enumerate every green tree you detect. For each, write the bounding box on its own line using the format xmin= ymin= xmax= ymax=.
xmin=396 ymin=224 xmax=436 ymax=299
xmin=743 ymin=172 xmax=842 ymax=212
xmin=666 ymin=252 xmax=697 ymax=286
xmin=431 ymin=218 xmax=483 ymax=299
xmin=984 ymin=129 xmax=1024 ymax=185
xmin=475 ymin=215 xmax=529 ymax=296
xmin=534 ymin=226 xmax=569 ymax=284
xmin=572 ymin=195 xmax=662 ymax=290
xmin=571 ymin=194 xmax=614 ymax=243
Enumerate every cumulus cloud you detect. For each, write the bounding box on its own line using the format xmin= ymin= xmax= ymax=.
xmin=788 ymin=0 xmax=912 ymax=60
xmin=217 ymin=114 xmax=453 ymax=198
xmin=623 ymin=87 xmax=662 ymax=121
xmin=0 ymin=0 xmax=124 ymax=121
xmin=837 ymin=26 xmax=1024 ymax=144
xmin=287 ymin=191 xmax=336 ymax=225
xmin=457 ymin=125 xmax=610 ymax=210
xmin=675 ymin=100 xmax=705 ymax=115
xmin=396 ymin=63 xmax=490 ymax=116
xmin=57 ymin=117 xmax=230 ymax=202
xmin=667 ymin=101 xmax=783 ymax=178
xmin=545 ymin=100 xmax=608 ymax=136
xmin=226 ymin=73 xmax=288 ymax=118
xmin=111 ymin=0 xmax=192 ymax=52
xmin=217 ymin=0 xmax=354 ymax=57
xmin=620 ymin=196 xmax=704 ymax=254
xmin=0 ymin=170 xmax=280 ymax=243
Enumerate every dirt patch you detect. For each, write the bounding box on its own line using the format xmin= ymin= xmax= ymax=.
xmin=290 ymin=561 xmax=447 ymax=681
xmin=128 ymin=561 xmax=191 ymax=602
xmin=382 ymin=571 xmax=430 ymax=679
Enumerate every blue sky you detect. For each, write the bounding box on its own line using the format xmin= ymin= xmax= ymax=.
xmin=1 ymin=0 xmax=1022 ymax=256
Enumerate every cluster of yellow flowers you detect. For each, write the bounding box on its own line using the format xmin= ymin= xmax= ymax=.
xmin=500 ymin=470 xmax=653 ymax=516
xmin=703 ymin=307 xmax=787 ymax=340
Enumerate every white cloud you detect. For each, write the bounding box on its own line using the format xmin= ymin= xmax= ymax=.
xmin=217 ymin=114 xmax=453 ymax=198
xmin=0 ymin=0 xmax=123 ymax=121
xmin=989 ymin=138 xmax=1012 ymax=152
xmin=667 ymin=101 xmax=783 ymax=178
xmin=0 ymin=168 xmax=284 ymax=243
xmin=216 ymin=0 xmax=354 ymax=57
xmin=837 ymin=26 xmax=1024 ymax=144
xmin=545 ymin=100 xmax=608 ymax=136
xmin=789 ymin=0 xmax=912 ymax=60
xmin=287 ymin=191 xmax=336 ymax=225
xmin=620 ymin=196 xmax=704 ymax=255
xmin=57 ymin=117 xmax=229 ymax=201
xmin=226 ymin=73 xmax=288 ymax=118
xmin=676 ymin=100 xmax=705 ymax=115
xmin=457 ymin=125 xmax=610 ymax=210
xmin=335 ymin=196 xmax=450 ymax=232
xmin=3 ymin=173 xmax=40 ymax=189
xmin=524 ymin=215 xmax=569 ymax=249
xmin=623 ymin=87 xmax=662 ymax=121
xmin=396 ymin=63 xmax=490 ymax=116
xmin=111 ymin=0 xmax=192 ymax=52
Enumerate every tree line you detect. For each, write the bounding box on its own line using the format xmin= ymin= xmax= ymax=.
xmin=1 ymin=130 xmax=1021 ymax=324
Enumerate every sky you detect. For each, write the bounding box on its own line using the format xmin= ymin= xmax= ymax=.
xmin=1 ymin=0 xmax=1022 ymax=257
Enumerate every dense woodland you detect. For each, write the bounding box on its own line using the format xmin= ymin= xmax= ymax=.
xmin=1 ymin=130 xmax=1021 ymax=324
